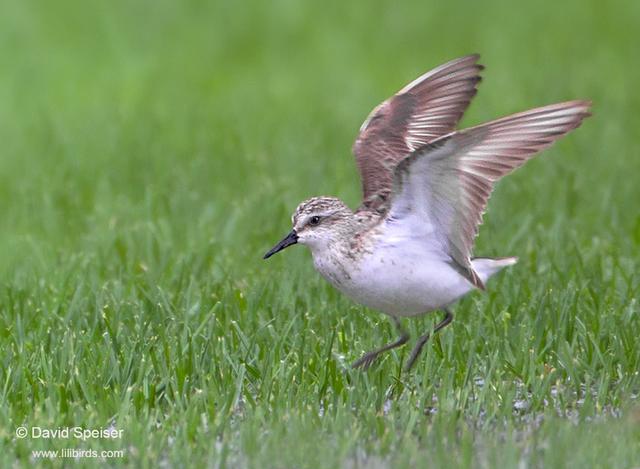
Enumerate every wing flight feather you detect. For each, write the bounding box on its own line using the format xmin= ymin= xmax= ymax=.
xmin=388 ymin=100 xmax=592 ymax=288
xmin=353 ymin=55 xmax=484 ymax=212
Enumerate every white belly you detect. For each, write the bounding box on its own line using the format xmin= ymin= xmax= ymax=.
xmin=312 ymin=236 xmax=475 ymax=317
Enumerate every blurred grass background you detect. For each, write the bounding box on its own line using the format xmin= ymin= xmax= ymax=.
xmin=0 ymin=0 xmax=638 ymax=467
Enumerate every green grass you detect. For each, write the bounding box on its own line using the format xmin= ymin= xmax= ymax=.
xmin=0 ymin=0 xmax=639 ymax=467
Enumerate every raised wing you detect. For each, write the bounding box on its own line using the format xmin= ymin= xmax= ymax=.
xmin=387 ymin=100 xmax=592 ymax=288
xmin=353 ymin=55 xmax=484 ymax=213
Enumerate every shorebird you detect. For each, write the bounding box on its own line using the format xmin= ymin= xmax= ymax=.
xmin=264 ymin=54 xmax=591 ymax=371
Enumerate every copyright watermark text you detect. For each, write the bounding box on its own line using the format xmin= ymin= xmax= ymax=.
xmin=16 ymin=426 xmax=123 ymax=440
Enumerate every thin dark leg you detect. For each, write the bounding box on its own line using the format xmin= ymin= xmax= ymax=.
xmin=404 ymin=309 xmax=454 ymax=371
xmin=352 ymin=317 xmax=409 ymax=370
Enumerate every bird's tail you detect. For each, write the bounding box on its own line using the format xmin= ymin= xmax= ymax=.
xmin=471 ymin=256 xmax=518 ymax=284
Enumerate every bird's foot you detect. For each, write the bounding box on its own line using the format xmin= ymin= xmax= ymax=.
xmin=352 ymin=351 xmax=383 ymax=370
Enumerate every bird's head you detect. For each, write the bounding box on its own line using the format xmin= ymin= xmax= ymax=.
xmin=263 ymin=196 xmax=355 ymax=258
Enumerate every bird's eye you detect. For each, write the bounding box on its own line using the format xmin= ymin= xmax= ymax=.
xmin=309 ymin=216 xmax=321 ymax=226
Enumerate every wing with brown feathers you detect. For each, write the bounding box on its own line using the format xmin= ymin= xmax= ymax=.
xmin=387 ymin=100 xmax=592 ymax=289
xmin=352 ymin=55 xmax=484 ymax=212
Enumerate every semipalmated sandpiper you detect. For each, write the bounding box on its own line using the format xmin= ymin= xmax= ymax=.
xmin=264 ymin=54 xmax=591 ymax=371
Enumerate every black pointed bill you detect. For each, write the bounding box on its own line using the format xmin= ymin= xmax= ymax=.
xmin=263 ymin=230 xmax=298 ymax=259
